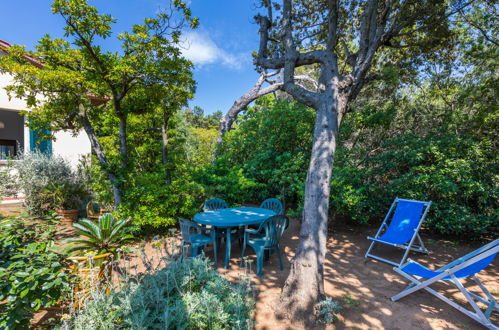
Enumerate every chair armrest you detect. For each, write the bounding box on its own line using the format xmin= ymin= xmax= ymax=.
xmin=183 ymin=220 xmax=211 ymax=235
xmin=192 ymin=222 xmax=215 ymax=236
xmin=245 ymin=228 xmax=260 ymax=236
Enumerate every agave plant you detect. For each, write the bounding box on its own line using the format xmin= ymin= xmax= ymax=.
xmin=65 ymin=213 xmax=133 ymax=254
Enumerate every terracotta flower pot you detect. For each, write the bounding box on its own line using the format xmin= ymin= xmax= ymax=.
xmin=56 ymin=209 xmax=79 ymax=223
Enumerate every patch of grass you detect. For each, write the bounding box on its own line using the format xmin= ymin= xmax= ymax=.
xmin=442 ymin=240 xmax=459 ymax=247
xmin=342 ymin=292 xmax=360 ymax=307
xmin=425 ymin=238 xmax=437 ymax=246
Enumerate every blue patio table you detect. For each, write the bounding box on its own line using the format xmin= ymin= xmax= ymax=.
xmin=194 ymin=207 xmax=276 ymax=268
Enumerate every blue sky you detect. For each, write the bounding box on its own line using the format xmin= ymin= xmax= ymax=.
xmin=0 ymin=0 xmax=263 ymax=114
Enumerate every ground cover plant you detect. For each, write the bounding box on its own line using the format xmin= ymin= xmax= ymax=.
xmin=59 ymin=249 xmax=255 ymax=329
xmin=0 ymin=217 xmax=73 ymax=328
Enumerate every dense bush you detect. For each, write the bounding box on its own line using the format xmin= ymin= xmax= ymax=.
xmin=0 ymin=168 xmax=6 ymax=202
xmin=209 ymin=92 xmax=497 ymax=239
xmin=195 ymin=159 xmax=262 ymax=206
xmin=117 ymin=172 xmax=205 ymax=231
xmin=81 ymin=110 xmax=216 ymax=232
xmin=61 ymin=256 xmax=254 ymax=329
xmin=198 ymin=96 xmax=314 ymax=209
xmin=336 ymin=133 xmax=498 ymax=237
xmin=0 ymin=217 xmax=73 ymax=328
xmin=8 ymin=152 xmax=86 ymax=216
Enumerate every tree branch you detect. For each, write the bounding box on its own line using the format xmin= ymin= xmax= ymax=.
xmin=327 ymin=0 xmax=339 ymax=51
xmin=218 ymin=71 xmax=283 ymax=140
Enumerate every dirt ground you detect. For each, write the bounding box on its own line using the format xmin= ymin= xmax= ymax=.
xmin=217 ymin=219 xmax=498 ymax=330
xmin=0 ymin=201 xmax=24 ymax=217
xmin=3 ymin=202 xmax=497 ymax=330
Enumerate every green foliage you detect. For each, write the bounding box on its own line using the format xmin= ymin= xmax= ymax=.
xmin=331 ymin=132 xmax=497 ymax=238
xmin=342 ymin=292 xmax=360 ymax=308
xmin=43 ymin=180 xmax=88 ymax=210
xmin=118 ymin=173 xmax=205 ymax=231
xmin=315 ymin=297 xmax=342 ymax=325
xmin=185 ymin=106 xmax=223 ymax=129
xmin=328 ymin=2 xmax=498 ymax=239
xmin=61 ymin=256 xmax=254 ymax=329
xmin=196 ymin=159 xmax=262 ymax=206
xmin=9 ymin=151 xmax=86 ymax=216
xmin=65 ymin=214 xmax=133 ymax=255
xmin=0 ymin=169 xmax=7 ymax=202
xmin=201 ymin=95 xmax=314 ymax=207
xmin=0 ymin=0 xmax=197 ymax=206
xmin=80 ymin=108 xmax=217 ymax=233
xmin=212 ymin=81 xmax=496 ymax=238
xmin=0 ymin=217 xmax=73 ymax=328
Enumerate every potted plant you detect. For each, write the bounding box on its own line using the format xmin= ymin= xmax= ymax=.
xmin=44 ymin=181 xmax=87 ymax=223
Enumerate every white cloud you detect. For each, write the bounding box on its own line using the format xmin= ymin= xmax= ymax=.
xmin=181 ymin=31 xmax=245 ymax=70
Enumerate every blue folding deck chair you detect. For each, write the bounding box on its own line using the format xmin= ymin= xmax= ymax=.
xmin=391 ymin=239 xmax=498 ymax=330
xmin=365 ymin=198 xmax=431 ymax=266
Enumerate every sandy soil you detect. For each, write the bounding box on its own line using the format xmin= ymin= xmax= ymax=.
xmin=217 ymin=219 xmax=498 ymax=330
xmin=0 ymin=201 xmax=24 ymax=217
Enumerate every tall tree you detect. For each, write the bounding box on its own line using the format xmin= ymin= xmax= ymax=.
xmin=0 ymin=0 xmax=197 ymax=206
xmin=253 ymin=0 xmax=466 ymax=321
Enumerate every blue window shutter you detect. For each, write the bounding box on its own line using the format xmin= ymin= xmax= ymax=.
xmin=29 ymin=128 xmax=52 ymax=157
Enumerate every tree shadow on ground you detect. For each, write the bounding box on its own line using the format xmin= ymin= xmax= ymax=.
xmin=212 ymin=217 xmax=498 ymax=329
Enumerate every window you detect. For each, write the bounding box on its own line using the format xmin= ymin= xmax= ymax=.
xmin=0 ymin=139 xmax=17 ymax=160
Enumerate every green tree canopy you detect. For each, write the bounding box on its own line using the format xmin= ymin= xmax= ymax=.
xmin=0 ymin=0 xmax=197 ymax=205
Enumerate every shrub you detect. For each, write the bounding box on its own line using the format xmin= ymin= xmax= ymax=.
xmin=332 ymin=133 xmax=498 ymax=238
xmin=10 ymin=152 xmax=86 ymax=216
xmin=315 ymin=297 xmax=342 ymax=325
xmin=0 ymin=169 xmax=6 ymax=202
xmin=0 ymin=161 xmax=19 ymax=201
xmin=200 ymin=95 xmax=313 ymax=208
xmin=65 ymin=214 xmax=133 ymax=255
xmin=0 ymin=217 xmax=73 ymax=328
xmin=195 ymin=159 xmax=262 ymax=206
xmin=61 ymin=256 xmax=254 ymax=329
xmin=118 ymin=172 xmax=205 ymax=231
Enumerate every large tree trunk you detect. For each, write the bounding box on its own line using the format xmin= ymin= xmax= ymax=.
xmin=161 ymin=110 xmax=172 ymax=185
xmin=278 ymin=94 xmax=342 ymax=322
xmin=78 ymin=104 xmax=123 ymax=207
xmin=118 ymin=114 xmax=127 ymax=169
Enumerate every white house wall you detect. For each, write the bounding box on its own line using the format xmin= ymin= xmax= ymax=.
xmin=0 ymin=73 xmax=28 ymax=110
xmin=52 ymin=130 xmax=91 ymax=167
xmin=0 ymin=70 xmax=91 ymax=166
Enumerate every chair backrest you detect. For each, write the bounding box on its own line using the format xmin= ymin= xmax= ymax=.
xmin=449 ymin=239 xmax=499 ymax=278
xmin=381 ymin=199 xmax=430 ymax=245
xmin=86 ymin=201 xmax=100 ymax=218
xmin=179 ymin=218 xmax=195 ymax=243
xmin=203 ymin=198 xmax=229 ymax=211
xmin=260 ymin=215 xmax=288 ymax=248
xmin=260 ymin=198 xmax=283 ymax=215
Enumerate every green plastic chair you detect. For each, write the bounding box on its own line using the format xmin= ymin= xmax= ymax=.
xmin=260 ymin=198 xmax=283 ymax=215
xmin=241 ymin=215 xmax=289 ymax=277
xmin=203 ymin=198 xmax=229 ymax=211
xmin=179 ymin=218 xmax=217 ymax=263
xmin=203 ymin=198 xmax=239 ymax=247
